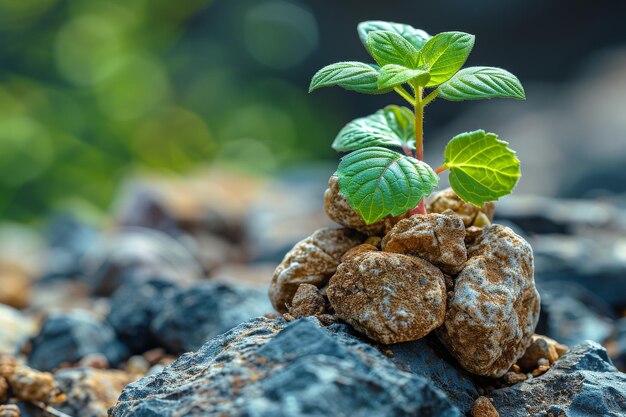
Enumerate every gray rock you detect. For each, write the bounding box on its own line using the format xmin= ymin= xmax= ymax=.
xmin=110 ymin=317 xmax=462 ymax=417
xmin=150 ymin=282 xmax=273 ymax=353
xmin=386 ymin=335 xmax=479 ymax=414
xmin=107 ymin=278 xmax=178 ymax=354
xmin=28 ymin=311 xmax=129 ymax=371
xmin=536 ymin=281 xmax=615 ymax=346
xmin=490 ymin=341 xmax=626 ymax=417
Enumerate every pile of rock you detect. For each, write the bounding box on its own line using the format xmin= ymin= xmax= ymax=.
xmin=270 ymin=178 xmax=541 ymax=378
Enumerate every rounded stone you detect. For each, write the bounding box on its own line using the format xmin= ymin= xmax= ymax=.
xmin=324 ymin=175 xmax=387 ymax=236
xmin=437 ymin=225 xmax=540 ymax=378
xmin=327 ymin=251 xmax=447 ymax=344
xmin=428 ymin=187 xmax=495 ymax=227
xmin=269 ymin=228 xmax=363 ymax=313
xmin=382 ymin=213 xmax=467 ymax=275
xmin=288 ymin=284 xmax=325 ymax=318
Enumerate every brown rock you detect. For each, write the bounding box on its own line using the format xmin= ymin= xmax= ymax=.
xmin=0 ymin=405 xmax=20 ymax=417
xmin=269 ymin=228 xmax=363 ymax=313
xmin=324 ymin=175 xmax=387 ymax=236
xmin=327 ymin=251 xmax=446 ymax=344
xmin=503 ymin=371 xmax=527 ymax=385
xmin=381 ymin=213 xmax=467 ymax=274
xmin=341 ymin=243 xmax=378 ymax=261
xmin=437 ymin=224 xmax=540 ymax=377
xmin=0 ymin=377 xmax=7 ymax=403
xmin=517 ymin=334 xmax=567 ymax=371
xmin=428 ymin=187 xmax=495 ymax=227
xmin=7 ymin=365 xmax=61 ymax=403
xmin=288 ymin=284 xmax=325 ymax=318
xmin=471 ymin=396 xmax=500 ymax=417
xmin=531 ymin=364 xmax=551 ymax=377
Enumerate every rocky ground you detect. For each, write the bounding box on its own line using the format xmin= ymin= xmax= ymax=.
xmin=0 ymin=167 xmax=625 ymax=416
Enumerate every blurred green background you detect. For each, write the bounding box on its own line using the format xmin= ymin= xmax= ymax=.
xmin=1 ymin=0 xmax=625 ymax=222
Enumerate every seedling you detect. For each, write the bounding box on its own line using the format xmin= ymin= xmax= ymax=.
xmin=310 ymin=21 xmax=524 ymax=224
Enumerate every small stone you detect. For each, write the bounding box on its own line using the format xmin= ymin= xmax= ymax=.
xmin=471 ymin=396 xmax=500 ymax=417
xmin=511 ymin=364 xmax=521 ymax=373
xmin=270 ymin=228 xmax=363 ymax=313
xmin=7 ymin=365 xmax=61 ymax=403
xmin=324 ymin=175 xmax=387 ymax=236
xmin=288 ymin=284 xmax=325 ymax=318
xmin=382 ymin=213 xmax=467 ymax=274
xmin=341 ymin=243 xmax=378 ymax=261
xmin=428 ymin=187 xmax=495 ymax=227
xmin=531 ymin=364 xmax=551 ymax=377
xmin=0 ymin=305 xmax=36 ymax=356
xmin=78 ymin=353 xmax=109 ymax=369
xmin=0 ymin=404 xmax=20 ymax=417
xmin=517 ymin=334 xmax=566 ymax=371
xmin=503 ymin=371 xmax=527 ymax=385
xmin=125 ymin=356 xmax=149 ymax=377
xmin=537 ymin=357 xmax=550 ymax=367
xmin=327 ymin=251 xmax=446 ymax=344
xmin=437 ymin=225 xmax=540 ymax=377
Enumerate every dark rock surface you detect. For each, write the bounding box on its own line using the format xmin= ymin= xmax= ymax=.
xmin=490 ymin=341 xmax=626 ymax=417
xmin=28 ymin=311 xmax=128 ymax=371
xmin=536 ymin=281 xmax=615 ymax=346
xmin=110 ymin=317 xmax=462 ymax=417
xmin=386 ymin=335 xmax=479 ymax=415
xmin=150 ymin=282 xmax=273 ymax=353
xmin=107 ymin=278 xmax=177 ymax=354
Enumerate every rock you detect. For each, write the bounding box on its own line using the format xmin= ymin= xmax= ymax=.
xmin=110 ymin=317 xmax=461 ymax=417
xmin=28 ymin=311 xmax=129 ymax=371
xmin=151 ymin=282 xmax=272 ymax=353
xmin=382 ymin=214 xmax=467 ymax=275
xmin=536 ymin=281 xmax=615 ymax=346
xmin=503 ymin=371 xmax=527 ymax=385
xmin=517 ymin=334 xmax=567 ymax=371
xmin=328 ymin=251 xmax=446 ymax=344
xmin=54 ymin=367 xmax=133 ymax=417
xmin=0 ymin=305 xmax=36 ymax=355
xmin=107 ymin=278 xmax=178 ymax=354
xmin=0 ymin=376 xmax=7 ymax=403
xmin=471 ymin=396 xmax=499 ymax=417
xmin=438 ymin=225 xmax=540 ymax=377
xmin=324 ymin=175 xmax=386 ymax=235
xmin=386 ymin=334 xmax=479 ymax=414
xmin=489 ymin=341 xmax=626 ymax=417
xmin=287 ymin=284 xmax=325 ymax=318
xmin=269 ymin=227 xmax=363 ymax=313
xmin=6 ymin=365 xmax=61 ymax=403
xmin=428 ymin=188 xmax=495 ymax=228
xmin=83 ymin=227 xmax=203 ymax=296
xmin=0 ymin=405 xmax=19 ymax=417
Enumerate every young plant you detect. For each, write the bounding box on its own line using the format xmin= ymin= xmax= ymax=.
xmin=310 ymin=21 xmax=525 ymax=224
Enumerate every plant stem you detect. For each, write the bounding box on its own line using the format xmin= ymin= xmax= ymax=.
xmin=435 ymin=164 xmax=448 ymax=174
xmin=394 ymin=86 xmax=416 ymax=105
xmin=412 ymin=86 xmax=427 ymax=216
xmin=422 ymin=88 xmax=439 ymax=106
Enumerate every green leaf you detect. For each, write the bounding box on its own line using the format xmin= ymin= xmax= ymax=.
xmin=309 ymin=61 xmax=390 ymax=94
xmin=418 ymin=32 xmax=475 ymax=87
xmin=332 ymin=105 xmax=415 ymax=152
xmin=337 ymin=147 xmax=439 ymax=224
xmin=378 ymin=64 xmax=430 ymax=89
xmin=444 ymin=130 xmax=520 ymax=206
xmin=358 ymin=21 xmax=431 ymax=51
xmin=366 ymin=30 xmax=419 ymax=67
xmin=439 ymin=67 xmax=525 ymax=101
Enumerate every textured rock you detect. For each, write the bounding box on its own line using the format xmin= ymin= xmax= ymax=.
xmin=428 ymin=188 xmax=495 ymax=228
xmin=270 ymin=228 xmax=363 ymax=313
xmin=324 ymin=175 xmax=387 ymax=235
xmin=517 ymin=334 xmax=567 ymax=371
xmin=151 ymin=282 xmax=272 ymax=353
xmin=0 ymin=305 xmax=36 ymax=355
xmin=287 ymin=284 xmax=325 ymax=318
xmin=328 ymin=251 xmax=446 ymax=344
xmin=107 ymin=278 xmax=177 ymax=354
xmin=55 ymin=367 xmax=133 ymax=417
xmin=6 ymin=365 xmax=60 ymax=403
xmin=490 ymin=341 xmax=626 ymax=417
xmin=387 ymin=334 xmax=479 ymax=414
xmin=382 ymin=214 xmax=467 ymax=275
xmin=471 ymin=396 xmax=499 ymax=417
xmin=28 ymin=311 xmax=129 ymax=371
xmin=438 ymin=225 xmax=540 ymax=377
xmin=110 ymin=317 xmax=461 ymax=417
